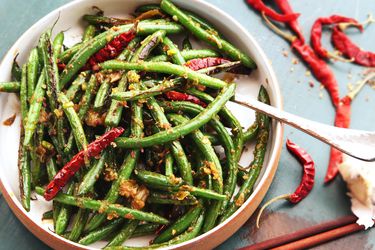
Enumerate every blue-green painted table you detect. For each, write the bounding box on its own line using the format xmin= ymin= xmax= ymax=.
xmin=1 ymin=0 xmax=374 ymax=249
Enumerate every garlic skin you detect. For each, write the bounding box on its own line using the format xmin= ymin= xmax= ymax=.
xmin=338 ymin=155 xmax=375 ymax=229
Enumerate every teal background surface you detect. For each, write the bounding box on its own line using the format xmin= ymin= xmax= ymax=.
xmin=0 ymin=0 xmax=374 ymax=249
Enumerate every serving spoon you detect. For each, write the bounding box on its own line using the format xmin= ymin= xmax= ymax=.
xmin=234 ymin=73 xmax=375 ymax=162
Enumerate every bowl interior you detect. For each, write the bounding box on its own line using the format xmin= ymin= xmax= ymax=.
xmin=0 ymin=0 xmax=283 ymax=249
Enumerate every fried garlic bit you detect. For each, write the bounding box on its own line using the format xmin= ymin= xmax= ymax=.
xmin=119 ymin=179 xmax=149 ymax=210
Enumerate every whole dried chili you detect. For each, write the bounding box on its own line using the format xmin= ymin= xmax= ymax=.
xmin=262 ymin=14 xmax=341 ymax=108
xmin=256 ymin=139 xmax=315 ymax=227
xmin=325 ymin=72 xmax=375 ymax=183
xmin=332 ymin=26 xmax=375 ymax=67
xmin=163 ymin=57 xmax=237 ymax=106
xmin=184 ymin=57 xmax=230 ymax=71
xmin=325 ymin=96 xmax=351 ymax=183
xmin=246 ymin=0 xmax=300 ymax=22
xmin=57 ymin=24 xmax=137 ymax=72
xmin=274 ymin=0 xmax=305 ymax=43
xmin=311 ymin=15 xmax=362 ymax=61
xmin=44 ymin=127 xmax=124 ymax=201
xmin=291 ymin=40 xmax=340 ymax=107
xmin=85 ymin=23 xmax=137 ymax=71
xmin=164 ymin=91 xmax=207 ymax=107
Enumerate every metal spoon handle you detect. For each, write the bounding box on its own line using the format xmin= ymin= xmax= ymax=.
xmin=234 ymin=98 xmax=375 ymax=162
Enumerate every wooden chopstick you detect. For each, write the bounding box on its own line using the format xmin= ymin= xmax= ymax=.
xmin=239 ymin=215 xmax=358 ymax=250
xmin=272 ymin=222 xmax=365 ymax=250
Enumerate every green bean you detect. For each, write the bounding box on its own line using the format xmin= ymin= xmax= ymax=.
xmin=83 ymin=25 xmax=96 ymax=42
xmin=145 ymin=90 xmax=193 ymax=184
xmin=183 ymin=10 xmax=217 ymax=32
xmin=35 ymin=186 xmax=169 ymax=224
xmin=60 ymin=20 xmax=183 ymax=88
xmin=105 ymin=37 xmax=143 ymax=127
xmin=42 ymin=210 xmax=54 ymax=220
xmin=19 ymin=142 xmax=31 ymax=211
xmin=159 ymin=101 xmax=236 ymax=211
xmin=46 ymin=158 xmax=61 ymax=227
xmin=93 ymin=78 xmax=111 ymax=110
xmin=79 ymin=218 xmax=124 ymax=245
xmin=133 ymin=31 xmax=166 ymax=61
xmin=147 ymin=191 xmax=198 ymax=205
xmin=185 ymin=88 xmax=244 ymax=161
xmin=79 ymin=74 xmax=97 ymax=119
xmin=23 ymin=71 xmax=45 ymax=147
xmin=117 ymin=37 xmax=142 ymax=61
xmin=136 ymin=4 xmax=216 ymax=31
xmin=31 ymin=126 xmax=43 ymax=186
xmin=106 ymin=220 xmax=138 ymax=247
xmin=26 ymin=48 xmax=39 ymax=100
xmin=64 ymin=74 xmax=96 ymax=154
xmin=0 ymin=81 xmax=20 ymax=92
xmin=167 ymin=114 xmax=223 ymax=232
xmin=105 ymin=74 xmax=128 ymax=127
xmin=108 ymin=211 xmax=205 ymax=249
xmin=83 ymin=15 xmax=132 ymax=27
xmin=243 ymin=121 xmax=259 ymax=143
xmin=164 ymin=153 xmax=174 ymax=176
xmin=53 ymin=32 xmax=64 ymax=58
xmin=162 ymin=36 xmax=186 ymax=65
xmin=100 ymin=61 xmax=227 ymax=89
xmin=153 ymin=205 xmax=202 ymax=244
xmin=59 ymin=43 xmax=82 ymax=63
xmin=65 ymin=72 xmax=88 ymax=101
xmin=131 ymin=224 xmax=159 ymax=238
xmin=11 ymin=58 xmax=22 ymax=81
xmin=182 ymin=36 xmax=192 ymax=50
xmin=58 ymin=92 xmax=87 ymax=150
xmin=111 ymin=61 xmax=233 ymax=101
xmin=160 ymin=0 xmax=256 ymax=69
xmin=219 ymin=86 xmax=271 ymax=222
xmin=55 ymin=183 xmax=75 ymax=235
xmin=69 ymin=208 xmax=90 ymax=242
xmin=20 ymin=65 xmax=28 ymax=122
xmin=135 ymin=170 xmax=225 ymax=201
xmin=115 ymin=83 xmax=234 ymax=148
xmin=77 ymin=151 xmax=108 ymax=196
xmin=148 ymin=49 xmax=220 ymax=62
xmin=46 ymin=157 xmax=58 ymax=180
xmin=111 ymin=78 xmax=180 ymax=101
xmin=39 ymin=31 xmax=59 ymax=108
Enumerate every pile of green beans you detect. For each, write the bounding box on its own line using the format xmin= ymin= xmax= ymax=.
xmin=0 ymin=0 xmax=273 ymax=248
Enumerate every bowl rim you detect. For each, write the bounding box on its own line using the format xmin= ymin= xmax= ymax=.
xmin=0 ymin=0 xmax=284 ymax=249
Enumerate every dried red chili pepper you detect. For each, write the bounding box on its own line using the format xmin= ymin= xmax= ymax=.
xmin=274 ymin=0 xmax=305 ymax=43
xmin=164 ymin=91 xmax=207 ymax=107
xmin=261 ymin=14 xmax=341 ymax=107
xmin=246 ymin=0 xmax=300 ymax=22
xmin=86 ymin=23 xmax=137 ymax=71
xmin=291 ymin=40 xmax=340 ymax=107
xmin=324 ymin=72 xmax=375 ymax=183
xmin=184 ymin=57 xmax=230 ymax=71
xmin=44 ymin=127 xmax=124 ymax=201
xmin=311 ymin=15 xmax=362 ymax=61
xmin=332 ymin=26 xmax=375 ymax=67
xmin=325 ymin=96 xmax=351 ymax=183
xmin=256 ymin=139 xmax=315 ymax=227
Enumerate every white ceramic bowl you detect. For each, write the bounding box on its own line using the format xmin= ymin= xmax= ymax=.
xmin=0 ymin=0 xmax=283 ymax=249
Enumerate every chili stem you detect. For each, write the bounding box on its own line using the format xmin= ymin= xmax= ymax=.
xmin=256 ymin=194 xmax=291 ymax=228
